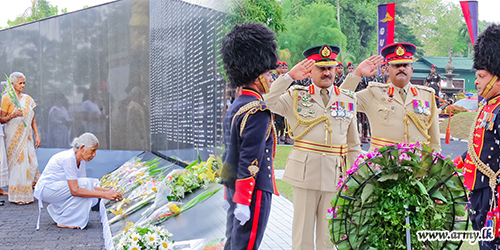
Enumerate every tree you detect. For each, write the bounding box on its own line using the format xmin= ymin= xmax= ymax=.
xmin=5 ymin=0 xmax=66 ymax=28
xmin=277 ymin=2 xmax=346 ymax=65
xmin=228 ymin=0 xmax=285 ymax=34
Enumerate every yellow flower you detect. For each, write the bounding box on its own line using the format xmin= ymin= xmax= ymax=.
xmin=128 ymin=242 xmax=141 ymax=250
xmin=205 ymin=169 xmax=215 ymax=181
xmin=159 ymin=241 xmax=169 ymax=250
xmin=130 ymin=232 xmax=140 ymax=242
xmin=110 ymin=207 xmax=123 ymax=215
xmin=168 ymin=202 xmax=181 ymax=213
xmin=124 ymin=222 xmax=135 ymax=232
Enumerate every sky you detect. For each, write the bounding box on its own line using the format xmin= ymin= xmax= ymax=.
xmin=0 ymin=0 xmax=115 ymax=27
xmin=440 ymin=0 xmax=498 ymax=23
xmin=0 ymin=0 xmax=498 ymax=27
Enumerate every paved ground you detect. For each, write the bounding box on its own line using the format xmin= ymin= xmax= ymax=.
xmin=0 ymin=200 xmax=105 ymax=250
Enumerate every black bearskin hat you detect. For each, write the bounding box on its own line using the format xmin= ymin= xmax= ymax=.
xmin=221 ymin=23 xmax=279 ymax=88
xmin=474 ymin=24 xmax=500 ymax=77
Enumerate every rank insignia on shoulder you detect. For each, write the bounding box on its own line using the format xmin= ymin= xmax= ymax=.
xmin=340 ymin=89 xmax=354 ymax=98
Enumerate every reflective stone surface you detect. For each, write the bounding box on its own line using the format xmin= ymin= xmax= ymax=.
xmin=149 ymin=0 xmax=226 ymax=161
xmin=0 ymin=0 xmax=225 ymax=160
xmin=0 ymin=0 xmax=150 ymax=151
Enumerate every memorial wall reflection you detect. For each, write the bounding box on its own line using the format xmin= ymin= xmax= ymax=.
xmin=0 ymin=0 xmax=226 ymax=161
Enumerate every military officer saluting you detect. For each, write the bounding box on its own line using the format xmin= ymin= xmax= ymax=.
xmin=265 ymin=44 xmax=366 ymax=250
xmin=341 ymin=43 xmax=441 ymax=152
xmin=425 ymin=64 xmax=441 ymax=107
xmin=454 ymin=24 xmax=500 ymax=249
xmin=220 ymin=23 xmax=282 ymax=250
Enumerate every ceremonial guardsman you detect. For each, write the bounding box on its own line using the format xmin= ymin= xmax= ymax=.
xmin=220 ymin=23 xmax=280 ymax=250
xmin=454 ymin=24 xmax=500 ymax=249
xmin=334 ymin=62 xmax=345 ymax=87
xmin=341 ymin=43 xmax=441 ymax=152
xmin=375 ymin=62 xmax=389 ymax=84
xmin=264 ymin=44 xmax=362 ymax=250
xmin=425 ymin=64 xmax=441 ymax=107
xmin=346 ymin=62 xmax=354 ymax=74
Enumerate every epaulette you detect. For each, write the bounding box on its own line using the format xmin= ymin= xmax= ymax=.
xmin=368 ymin=82 xmax=389 ymax=87
xmin=413 ymin=85 xmax=435 ymax=93
xmin=231 ymin=100 xmax=270 ymax=137
xmin=340 ymin=89 xmax=355 ymax=99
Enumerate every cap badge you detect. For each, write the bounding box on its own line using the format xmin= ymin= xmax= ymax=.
xmin=396 ymin=45 xmax=405 ymax=56
xmin=320 ymin=45 xmax=332 ymax=59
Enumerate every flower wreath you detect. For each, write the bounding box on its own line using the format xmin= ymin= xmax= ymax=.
xmin=329 ymin=143 xmax=469 ymax=250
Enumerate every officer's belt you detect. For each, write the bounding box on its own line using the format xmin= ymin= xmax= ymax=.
xmin=370 ymin=136 xmax=429 ymax=148
xmin=370 ymin=136 xmax=401 ymax=148
xmin=294 ymin=139 xmax=348 ymax=156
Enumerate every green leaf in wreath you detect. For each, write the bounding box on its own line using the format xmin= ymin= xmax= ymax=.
xmin=361 ymin=183 xmax=374 ymax=205
xmin=414 ymin=179 xmax=428 ymax=196
xmin=426 ymin=178 xmax=437 ymax=192
xmin=378 ymin=173 xmax=398 ymax=182
xmin=430 ymin=190 xmax=448 ymax=203
xmin=440 ymin=162 xmax=455 ymax=178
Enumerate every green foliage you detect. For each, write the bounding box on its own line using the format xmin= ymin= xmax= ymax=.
xmin=6 ymin=0 xmax=62 ymax=28
xmin=277 ymin=2 xmax=346 ymax=65
xmin=228 ymin=0 xmax=285 ymax=34
xmin=331 ymin=144 xmax=468 ymax=249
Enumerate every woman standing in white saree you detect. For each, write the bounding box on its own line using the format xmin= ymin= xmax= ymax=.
xmin=34 ymin=133 xmax=122 ymax=229
xmin=0 ymin=72 xmax=40 ymax=204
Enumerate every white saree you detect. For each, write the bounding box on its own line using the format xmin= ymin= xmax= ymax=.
xmin=5 ymin=94 xmax=39 ymax=203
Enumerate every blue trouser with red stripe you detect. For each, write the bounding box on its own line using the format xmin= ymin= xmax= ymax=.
xmin=225 ymin=186 xmax=272 ymax=250
xmin=469 ymin=187 xmax=500 ymax=250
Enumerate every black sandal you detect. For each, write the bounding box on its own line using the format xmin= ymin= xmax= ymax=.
xmin=0 ymin=200 xmax=5 ymax=206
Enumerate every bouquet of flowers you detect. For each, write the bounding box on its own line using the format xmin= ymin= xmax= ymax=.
xmin=330 ymin=143 xmax=468 ymax=250
xmin=114 ymin=222 xmax=173 ymax=250
xmin=3 ymin=74 xmax=26 ymax=127
xmin=108 ymin=180 xmax=158 ymax=224
xmin=147 ymin=187 xmax=221 ymax=225
xmin=164 ymin=155 xmax=222 ymax=199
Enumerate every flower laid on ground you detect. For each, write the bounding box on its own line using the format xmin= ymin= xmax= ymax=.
xmin=104 ymin=155 xmax=222 ymax=225
xmin=114 ymin=222 xmax=173 ymax=250
xmin=330 ymin=143 xmax=469 ymax=250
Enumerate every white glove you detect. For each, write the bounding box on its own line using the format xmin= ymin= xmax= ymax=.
xmin=234 ymin=203 xmax=251 ymax=226
xmin=222 ymin=199 xmax=230 ymax=212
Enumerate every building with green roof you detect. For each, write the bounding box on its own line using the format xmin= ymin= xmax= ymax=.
xmin=411 ymin=57 xmax=476 ymax=91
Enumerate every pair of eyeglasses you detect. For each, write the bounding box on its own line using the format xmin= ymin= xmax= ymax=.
xmin=18 ymin=82 xmax=26 ymax=85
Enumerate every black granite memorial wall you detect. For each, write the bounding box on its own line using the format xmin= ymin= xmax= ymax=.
xmin=149 ymin=0 xmax=226 ymax=161
xmin=0 ymin=0 xmax=227 ymax=162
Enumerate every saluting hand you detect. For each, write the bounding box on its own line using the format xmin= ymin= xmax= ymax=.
xmin=353 ymin=55 xmax=384 ymax=77
xmin=288 ymin=59 xmax=315 ymax=81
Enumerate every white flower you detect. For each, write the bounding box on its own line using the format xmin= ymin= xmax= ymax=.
xmin=144 ymin=232 xmax=159 ymax=246
xmin=129 ymin=232 xmax=141 ymax=243
xmin=128 ymin=241 xmax=141 ymax=250
xmin=158 ymin=240 xmax=171 ymax=250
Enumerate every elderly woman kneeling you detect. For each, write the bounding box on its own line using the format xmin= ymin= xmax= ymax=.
xmin=34 ymin=133 xmax=122 ymax=229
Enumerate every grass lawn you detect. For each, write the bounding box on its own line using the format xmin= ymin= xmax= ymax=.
xmin=275 ymin=145 xmax=293 ymax=201
xmin=439 ymin=112 xmax=477 ymax=140
xmin=276 ymin=179 xmax=293 ymax=202
xmin=275 ymin=145 xmax=292 ymax=169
